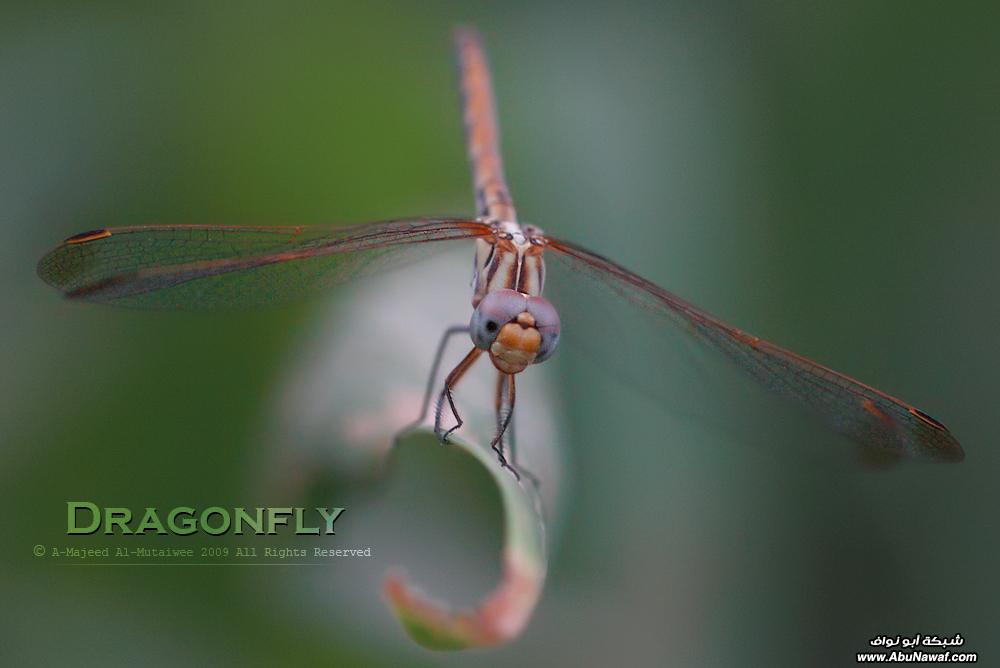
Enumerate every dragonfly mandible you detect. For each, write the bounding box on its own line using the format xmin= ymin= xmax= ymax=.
xmin=37 ymin=27 xmax=963 ymax=481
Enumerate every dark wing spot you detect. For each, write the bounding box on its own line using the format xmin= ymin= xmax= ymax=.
xmin=908 ymin=407 xmax=947 ymax=431
xmin=65 ymin=229 xmax=112 ymax=244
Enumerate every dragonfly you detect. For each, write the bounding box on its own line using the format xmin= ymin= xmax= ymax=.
xmin=37 ymin=27 xmax=963 ymax=481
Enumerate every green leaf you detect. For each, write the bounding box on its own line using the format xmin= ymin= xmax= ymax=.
xmin=383 ymin=428 xmax=547 ymax=650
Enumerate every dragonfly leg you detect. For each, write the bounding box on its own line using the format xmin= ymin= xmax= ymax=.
xmin=490 ymin=373 xmax=521 ymax=480
xmin=493 ymin=375 xmax=544 ymax=495
xmin=397 ymin=325 xmax=470 ymax=437
xmin=434 ymin=347 xmax=482 ymax=443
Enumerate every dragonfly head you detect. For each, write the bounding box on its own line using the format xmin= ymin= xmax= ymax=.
xmin=470 ymin=289 xmax=560 ymax=374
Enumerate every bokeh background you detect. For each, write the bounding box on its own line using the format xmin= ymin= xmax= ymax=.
xmin=3 ymin=1 xmax=998 ymax=666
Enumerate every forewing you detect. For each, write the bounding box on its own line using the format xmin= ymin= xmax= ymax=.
xmin=544 ymin=237 xmax=963 ymax=463
xmin=37 ymin=219 xmax=491 ymax=309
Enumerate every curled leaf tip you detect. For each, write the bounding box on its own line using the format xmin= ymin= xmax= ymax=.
xmin=378 ymin=429 xmax=549 ymax=650
xmin=383 ymin=550 xmax=543 ymax=650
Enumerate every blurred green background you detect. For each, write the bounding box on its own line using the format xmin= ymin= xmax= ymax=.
xmin=3 ymin=1 xmax=998 ymax=666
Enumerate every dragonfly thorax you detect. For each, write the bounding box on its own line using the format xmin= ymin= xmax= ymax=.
xmin=471 ymin=222 xmax=547 ymax=308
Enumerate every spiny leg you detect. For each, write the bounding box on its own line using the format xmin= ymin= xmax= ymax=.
xmin=490 ymin=373 xmax=520 ymax=479
xmin=434 ymin=347 xmax=482 ymax=443
xmin=493 ymin=372 xmax=510 ymax=465
xmin=397 ymin=325 xmax=470 ymax=437
xmin=494 ymin=372 xmax=542 ymax=490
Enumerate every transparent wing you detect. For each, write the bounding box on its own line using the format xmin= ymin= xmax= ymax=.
xmin=544 ymin=236 xmax=963 ymax=463
xmin=37 ymin=219 xmax=492 ymax=309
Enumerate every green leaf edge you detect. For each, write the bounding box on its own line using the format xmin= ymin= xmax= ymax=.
xmin=383 ymin=428 xmax=547 ymax=650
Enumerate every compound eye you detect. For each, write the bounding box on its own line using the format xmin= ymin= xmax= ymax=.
xmin=469 ymin=289 xmax=529 ymax=350
xmin=527 ymin=296 xmax=561 ymax=363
